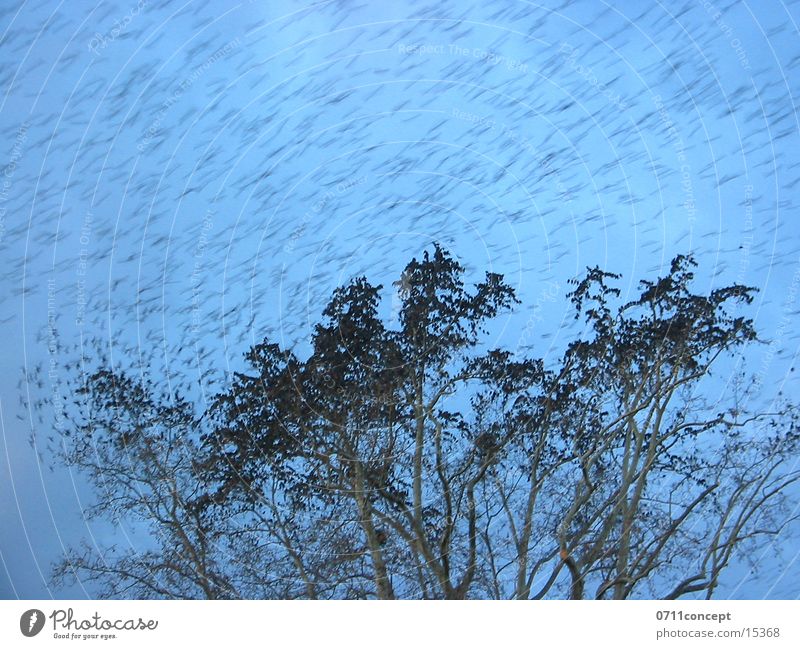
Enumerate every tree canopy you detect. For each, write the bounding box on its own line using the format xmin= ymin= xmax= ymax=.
xmin=51 ymin=245 xmax=800 ymax=599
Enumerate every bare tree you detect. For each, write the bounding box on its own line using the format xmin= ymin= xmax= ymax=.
xmin=49 ymin=247 xmax=800 ymax=599
xmin=51 ymin=370 xmax=244 ymax=598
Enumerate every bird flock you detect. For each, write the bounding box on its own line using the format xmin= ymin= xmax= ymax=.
xmin=1 ymin=0 xmax=800 ymax=598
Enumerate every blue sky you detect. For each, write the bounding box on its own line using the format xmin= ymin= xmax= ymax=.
xmin=1 ymin=0 xmax=800 ymax=598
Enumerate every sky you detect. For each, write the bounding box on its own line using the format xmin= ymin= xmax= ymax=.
xmin=1 ymin=0 xmax=800 ymax=598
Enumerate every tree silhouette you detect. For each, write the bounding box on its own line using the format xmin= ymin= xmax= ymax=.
xmin=51 ymin=245 xmax=800 ymax=599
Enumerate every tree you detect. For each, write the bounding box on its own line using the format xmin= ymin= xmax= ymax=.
xmin=51 ymin=245 xmax=800 ymax=599
xmin=51 ymin=370 xmax=246 ymax=598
